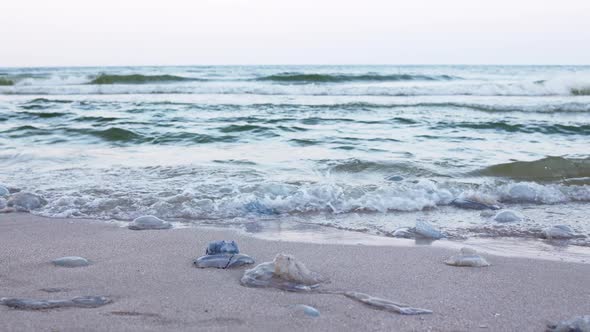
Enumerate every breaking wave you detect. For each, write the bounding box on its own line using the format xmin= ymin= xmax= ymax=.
xmin=88 ymin=74 xmax=199 ymax=85
xmin=256 ymin=73 xmax=458 ymax=83
xmin=572 ymin=87 xmax=590 ymax=96
xmin=15 ymin=176 xmax=590 ymax=221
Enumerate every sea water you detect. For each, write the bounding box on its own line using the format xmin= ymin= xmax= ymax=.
xmin=1 ymin=65 xmax=589 ymax=245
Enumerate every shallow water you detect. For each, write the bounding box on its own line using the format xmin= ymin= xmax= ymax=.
xmin=1 ymin=65 xmax=589 ymax=246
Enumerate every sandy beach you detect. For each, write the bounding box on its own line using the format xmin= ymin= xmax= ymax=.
xmin=0 ymin=213 xmax=588 ymax=331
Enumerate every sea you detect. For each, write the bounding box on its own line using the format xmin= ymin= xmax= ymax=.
xmin=1 ymin=65 xmax=590 ymax=249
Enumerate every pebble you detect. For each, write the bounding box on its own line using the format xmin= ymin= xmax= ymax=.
xmin=52 ymin=256 xmax=90 ymax=267
xmin=128 ymin=215 xmax=172 ymax=230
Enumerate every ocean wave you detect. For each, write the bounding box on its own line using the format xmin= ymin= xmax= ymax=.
xmin=26 ymin=98 xmax=72 ymax=104
xmin=0 ymin=124 xmax=242 ymax=145
xmin=323 ymin=158 xmax=441 ymax=177
xmin=88 ymin=74 xmax=199 ymax=85
xmin=572 ymin=87 xmax=590 ymax=96
xmin=256 ymin=72 xmax=458 ymax=83
xmin=475 ymin=156 xmax=590 ymax=181
xmin=3 ymin=81 xmax=590 ymax=97
xmin=432 ymin=121 xmax=590 ymax=135
xmin=74 ymin=127 xmax=144 ymax=142
xmin=19 ymin=111 xmax=69 ymax=119
xmin=0 ymin=77 xmax=14 ymax=86
xmin=9 ymin=97 xmax=590 ymax=114
xmin=17 ymin=176 xmax=590 ymax=221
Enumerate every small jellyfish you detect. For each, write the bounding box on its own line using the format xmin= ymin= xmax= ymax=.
xmin=52 ymin=256 xmax=90 ymax=268
xmin=508 ymin=183 xmax=537 ymax=202
xmin=493 ymin=210 xmax=523 ymax=223
xmin=244 ymin=201 xmax=276 ymax=215
xmin=7 ymin=192 xmax=46 ymax=212
xmin=206 ymin=240 xmax=239 ymax=255
xmin=194 ymin=240 xmax=255 ymax=269
xmin=128 ymin=215 xmax=172 ymax=230
xmin=342 ymin=291 xmax=432 ymax=315
xmin=391 ymin=228 xmax=414 ymax=239
xmin=444 ymin=247 xmax=490 ymax=267
xmin=292 ymin=304 xmax=320 ymax=318
xmin=451 ymin=196 xmax=500 ymax=211
xmin=415 ymin=220 xmax=445 ymax=239
xmin=241 ymin=253 xmax=327 ymax=292
xmin=240 ymin=253 xmax=432 ymax=315
xmin=547 ymin=315 xmax=590 ymax=332
xmin=542 ymin=225 xmax=575 ymax=240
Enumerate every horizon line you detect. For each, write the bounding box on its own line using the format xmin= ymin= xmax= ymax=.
xmin=2 ymin=63 xmax=590 ymax=69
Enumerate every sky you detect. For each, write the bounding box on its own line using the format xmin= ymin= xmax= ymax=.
xmin=2 ymin=0 xmax=590 ymax=67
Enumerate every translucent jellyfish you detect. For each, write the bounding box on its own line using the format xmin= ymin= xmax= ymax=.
xmin=547 ymin=315 xmax=590 ymax=332
xmin=493 ymin=210 xmax=523 ymax=223
xmin=241 ymin=253 xmax=326 ymax=291
xmin=508 ymin=183 xmax=538 ymax=202
xmin=1 ymin=296 xmax=111 ymax=310
xmin=291 ymin=304 xmax=320 ymax=318
xmin=542 ymin=225 xmax=575 ymax=240
xmin=206 ymin=240 xmax=240 ymax=255
xmin=244 ymin=201 xmax=276 ymax=215
xmin=415 ymin=220 xmax=445 ymax=239
xmin=128 ymin=215 xmax=172 ymax=230
xmin=343 ymin=291 xmax=433 ymax=315
xmin=52 ymin=256 xmax=90 ymax=267
xmin=391 ymin=228 xmax=414 ymax=238
xmin=445 ymin=247 xmax=490 ymax=267
xmin=241 ymin=253 xmax=432 ymax=315
xmin=194 ymin=240 xmax=255 ymax=269
xmin=451 ymin=192 xmax=500 ymax=210
xmin=7 ymin=192 xmax=46 ymax=212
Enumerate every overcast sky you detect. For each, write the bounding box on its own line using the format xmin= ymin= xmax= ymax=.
xmin=2 ymin=0 xmax=589 ymax=67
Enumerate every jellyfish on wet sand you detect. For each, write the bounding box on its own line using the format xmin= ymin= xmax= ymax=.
xmin=547 ymin=315 xmax=590 ymax=332
xmin=241 ymin=253 xmax=432 ymax=315
xmin=128 ymin=215 xmax=172 ymax=230
xmin=194 ymin=240 xmax=255 ymax=269
xmin=445 ymin=247 xmax=490 ymax=267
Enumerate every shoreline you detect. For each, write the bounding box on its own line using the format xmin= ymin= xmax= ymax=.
xmin=34 ymin=211 xmax=590 ymax=264
xmin=1 ymin=213 xmax=590 ymax=331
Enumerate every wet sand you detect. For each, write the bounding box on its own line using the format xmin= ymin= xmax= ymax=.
xmin=1 ymin=213 xmax=589 ymax=331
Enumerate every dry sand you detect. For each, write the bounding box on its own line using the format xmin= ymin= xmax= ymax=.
xmin=1 ymin=213 xmax=589 ymax=331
